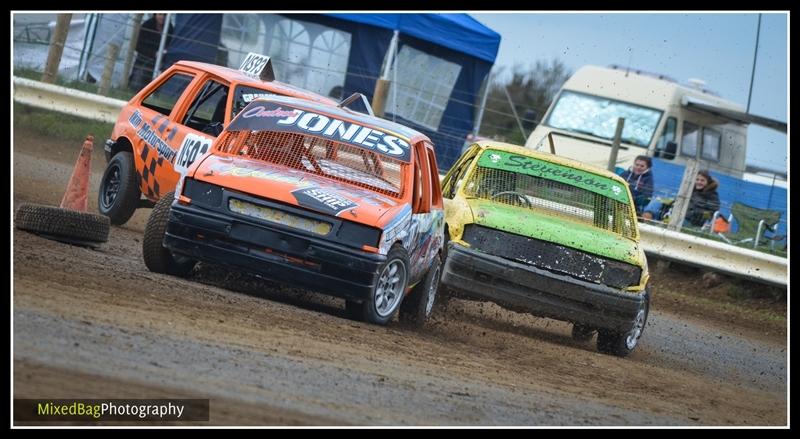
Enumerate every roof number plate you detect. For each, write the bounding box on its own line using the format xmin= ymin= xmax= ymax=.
xmin=239 ymin=52 xmax=275 ymax=81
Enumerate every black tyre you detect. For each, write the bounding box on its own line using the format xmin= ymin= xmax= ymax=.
xmin=142 ymin=192 xmax=196 ymax=277
xmin=346 ymin=245 xmax=409 ymax=325
xmin=436 ymin=230 xmax=454 ymax=310
xmin=98 ymin=151 xmax=140 ymax=225
xmin=15 ymin=203 xmax=109 ymax=245
xmin=597 ymin=291 xmax=650 ymax=357
xmin=571 ymin=324 xmax=595 ymax=342
xmin=399 ymin=254 xmax=441 ymax=326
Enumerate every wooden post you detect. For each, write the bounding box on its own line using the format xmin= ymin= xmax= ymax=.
xmin=668 ymin=158 xmax=700 ymax=231
xmin=371 ymin=30 xmax=399 ymax=118
xmin=547 ymin=132 xmax=556 ymax=154
xmin=372 ymin=78 xmax=390 ymax=117
xmin=607 ymin=117 xmax=625 ymax=172
xmin=41 ymin=14 xmax=72 ymax=84
xmin=97 ymin=43 xmax=120 ymax=96
xmin=119 ymin=13 xmax=143 ymax=90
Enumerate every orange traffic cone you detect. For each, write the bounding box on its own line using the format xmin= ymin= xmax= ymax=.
xmin=59 ymin=135 xmax=94 ymax=212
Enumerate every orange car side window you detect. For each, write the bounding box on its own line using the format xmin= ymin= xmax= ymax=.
xmin=141 ymin=73 xmax=194 ymax=117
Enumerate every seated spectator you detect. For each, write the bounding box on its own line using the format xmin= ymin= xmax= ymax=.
xmin=620 ymin=155 xmax=654 ymax=215
xmin=641 ymin=170 xmax=720 ymax=228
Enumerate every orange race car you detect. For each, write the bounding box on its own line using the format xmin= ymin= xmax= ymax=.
xmin=99 ymin=53 xmax=337 ymax=225
xmin=142 ymin=95 xmax=445 ymax=326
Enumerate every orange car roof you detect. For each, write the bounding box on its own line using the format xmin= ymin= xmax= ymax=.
xmin=174 ymin=60 xmax=337 ymax=106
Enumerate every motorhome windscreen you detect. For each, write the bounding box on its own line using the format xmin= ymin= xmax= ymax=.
xmin=216 ymin=130 xmax=405 ymax=198
xmin=464 ymin=154 xmax=636 ymax=239
xmin=545 ymin=90 xmax=662 ymax=148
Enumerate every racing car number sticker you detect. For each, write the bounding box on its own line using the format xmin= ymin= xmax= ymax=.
xmin=239 ymin=52 xmax=271 ymax=78
xmin=174 ymin=133 xmax=212 ymax=175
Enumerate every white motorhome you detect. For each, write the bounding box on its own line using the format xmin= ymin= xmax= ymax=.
xmin=524 ymin=65 xmax=784 ymax=178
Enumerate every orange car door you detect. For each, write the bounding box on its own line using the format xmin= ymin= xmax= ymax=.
xmin=131 ymin=71 xmax=197 ymax=199
xmin=169 ymin=78 xmax=231 ymax=184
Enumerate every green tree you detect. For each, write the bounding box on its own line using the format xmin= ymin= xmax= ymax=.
xmin=479 ymin=59 xmax=571 ymax=145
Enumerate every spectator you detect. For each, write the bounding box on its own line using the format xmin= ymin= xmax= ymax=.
xmin=684 ymin=170 xmax=721 ymax=227
xmin=641 ymin=169 xmax=720 ymax=228
xmin=619 ymin=155 xmax=654 ymax=215
xmin=128 ymin=13 xmax=173 ymax=91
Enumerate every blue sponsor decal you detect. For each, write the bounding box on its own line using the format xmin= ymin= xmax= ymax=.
xmin=128 ymin=110 xmax=143 ymax=128
xmin=130 ymin=110 xmax=176 ymax=162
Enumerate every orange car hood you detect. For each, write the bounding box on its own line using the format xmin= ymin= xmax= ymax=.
xmin=192 ymin=155 xmax=405 ymax=228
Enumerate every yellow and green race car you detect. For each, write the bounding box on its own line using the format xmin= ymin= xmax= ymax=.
xmin=440 ymin=141 xmax=650 ymax=357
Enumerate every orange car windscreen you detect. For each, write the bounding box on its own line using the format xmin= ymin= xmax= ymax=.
xmin=217 ymin=128 xmax=406 ymax=199
xmin=227 ymin=101 xmax=412 ymax=162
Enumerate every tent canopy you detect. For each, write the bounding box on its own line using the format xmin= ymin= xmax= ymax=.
xmin=325 ymin=13 xmax=500 ymax=63
xmin=161 ymin=13 xmax=500 ymax=169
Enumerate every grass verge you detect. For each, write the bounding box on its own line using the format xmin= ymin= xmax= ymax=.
xmin=649 ymin=259 xmax=786 ymax=340
xmin=14 ymin=102 xmax=114 ymax=144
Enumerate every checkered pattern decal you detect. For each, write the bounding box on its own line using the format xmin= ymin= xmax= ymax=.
xmin=138 ymin=145 xmax=167 ymax=198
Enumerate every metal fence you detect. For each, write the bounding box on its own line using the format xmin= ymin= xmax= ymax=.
xmin=12 ymin=13 xmax=787 ymax=255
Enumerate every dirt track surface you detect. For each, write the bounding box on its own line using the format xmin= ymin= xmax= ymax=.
xmin=12 ymin=129 xmax=787 ymax=426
